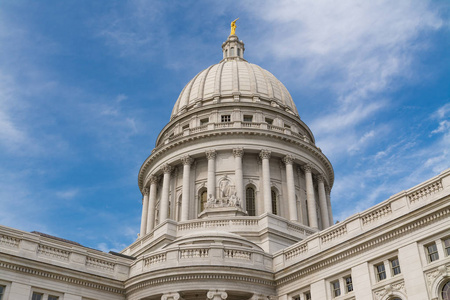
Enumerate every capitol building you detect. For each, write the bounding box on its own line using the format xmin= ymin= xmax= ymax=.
xmin=0 ymin=29 xmax=449 ymax=300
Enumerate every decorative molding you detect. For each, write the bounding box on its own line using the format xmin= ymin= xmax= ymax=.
xmin=259 ymin=149 xmax=271 ymax=160
xmin=162 ymin=292 xmax=181 ymax=300
xmin=408 ymin=179 xmax=443 ymax=203
xmin=285 ymin=244 xmax=307 ymax=260
xmin=425 ymin=264 xmax=449 ymax=289
xmin=205 ymin=149 xmax=217 ymax=160
xmin=0 ymin=234 xmax=20 ymax=248
xmin=0 ymin=261 xmax=124 ymax=294
xmin=37 ymin=245 xmax=70 ymax=261
xmin=373 ymin=280 xmax=406 ymax=300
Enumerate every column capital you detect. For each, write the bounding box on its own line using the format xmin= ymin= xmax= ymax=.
xmin=325 ymin=185 xmax=331 ymax=194
xmin=316 ymin=174 xmax=325 ymax=183
xmin=205 ymin=149 xmax=217 ymax=160
xmin=142 ymin=187 xmax=149 ymax=195
xmin=302 ymin=164 xmax=313 ymax=173
xmin=233 ymin=148 xmax=244 ymax=158
xmin=161 ymin=293 xmax=182 ymax=300
xmin=207 ymin=289 xmax=228 ymax=300
xmin=149 ymin=174 xmax=159 ymax=184
xmin=282 ymin=155 xmax=294 ymax=165
xmin=259 ymin=149 xmax=271 ymax=160
xmin=161 ymin=163 xmax=173 ymax=174
xmin=181 ymin=155 xmax=194 ymax=165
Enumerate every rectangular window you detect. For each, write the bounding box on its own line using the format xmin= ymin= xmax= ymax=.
xmin=444 ymin=238 xmax=450 ymax=256
xmin=265 ymin=118 xmax=273 ymax=125
xmin=48 ymin=296 xmax=59 ymax=300
xmin=331 ymin=280 xmax=341 ymax=297
xmin=221 ymin=115 xmax=231 ymax=122
xmin=304 ymin=292 xmax=311 ymax=300
xmin=426 ymin=243 xmax=439 ymax=262
xmin=237 ymin=48 xmax=241 ymax=57
xmin=345 ymin=276 xmax=353 ymax=292
xmin=292 ymin=296 xmax=300 ymax=300
xmin=0 ymin=285 xmax=5 ymax=300
xmin=200 ymin=118 xmax=209 ymax=125
xmin=32 ymin=293 xmax=43 ymax=300
xmin=182 ymin=124 xmax=190 ymax=130
xmin=375 ymin=263 xmax=386 ymax=281
xmin=243 ymin=115 xmax=253 ymax=122
xmin=284 ymin=124 xmax=291 ymax=129
xmin=390 ymin=258 xmax=401 ymax=275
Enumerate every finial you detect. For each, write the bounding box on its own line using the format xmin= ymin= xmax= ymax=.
xmin=230 ymin=18 xmax=239 ymax=36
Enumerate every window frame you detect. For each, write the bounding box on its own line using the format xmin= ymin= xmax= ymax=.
xmin=344 ymin=275 xmax=353 ymax=293
xmin=331 ymin=280 xmax=341 ymax=297
xmin=375 ymin=263 xmax=387 ymax=281
xmin=243 ymin=115 xmax=253 ymax=122
xmin=390 ymin=257 xmax=401 ymax=276
xmin=426 ymin=243 xmax=440 ymax=262
xmin=443 ymin=237 xmax=450 ymax=256
xmin=221 ymin=115 xmax=231 ymax=123
xmin=246 ymin=187 xmax=256 ymax=216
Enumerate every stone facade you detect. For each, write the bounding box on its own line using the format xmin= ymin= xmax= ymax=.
xmin=1 ymin=34 xmax=449 ymax=300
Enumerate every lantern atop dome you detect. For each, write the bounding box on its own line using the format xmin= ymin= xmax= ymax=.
xmin=222 ymin=20 xmax=245 ymax=61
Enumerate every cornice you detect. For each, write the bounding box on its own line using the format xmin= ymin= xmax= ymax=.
xmin=138 ymin=128 xmax=334 ymax=190
xmin=0 ymin=259 xmax=125 ymax=294
xmin=275 ymin=205 xmax=450 ymax=287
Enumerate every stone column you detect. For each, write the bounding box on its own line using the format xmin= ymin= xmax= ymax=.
xmin=325 ymin=186 xmax=334 ymax=226
xmin=147 ymin=175 xmax=158 ymax=232
xmin=283 ymin=155 xmax=298 ymax=221
xmin=233 ymin=148 xmax=244 ymax=209
xmin=303 ymin=164 xmax=318 ymax=229
xmin=207 ymin=289 xmax=227 ymax=300
xmin=159 ymin=164 xmax=173 ymax=223
xmin=162 ymin=292 xmax=183 ymax=300
xmin=181 ymin=155 xmax=193 ymax=221
xmin=317 ymin=174 xmax=330 ymax=228
xmin=206 ymin=150 xmax=217 ymax=200
xmin=260 ymin=149 xmax=272 ymax=214
xmin=140 ymin=187 xmax=149 ymax=237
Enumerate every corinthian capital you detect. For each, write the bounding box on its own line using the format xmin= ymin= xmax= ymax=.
xmin=149 ymin=175 xmax=159 ymax=184
xmin=302 ymin=164 xmax=312 ymax=173
xmin=233 ymin=148 xmax=244 ymax=158
xmin=161 ymin=163 xmax=173 ymax=174
xmin=181 ymin=155 xmax=194 ymax=165
xmin=259 ymin=149 xmax=271 ymax=160
xmin=142 ymin=187 xmax=149 ymax=195
xmin=205 ymin=149 xmax=217 ymax=160
xmin=282 ymin=155 xmax=294 ymax=165
xmin=316 ymin=174 xmax=324 ymax=183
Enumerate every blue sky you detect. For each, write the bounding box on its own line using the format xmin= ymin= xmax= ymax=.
xmin=0 ymin=1 xmax=449 ymax=252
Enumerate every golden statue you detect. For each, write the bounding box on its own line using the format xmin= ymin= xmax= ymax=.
xmin=230 ymin=18 xmax=239 ymax=35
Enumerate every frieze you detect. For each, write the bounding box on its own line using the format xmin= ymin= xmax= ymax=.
xmin=86 ymin=256 xmax=115 ymax=272
xmin=0 ymin=234 xmax=20 ymax=248
xmin=408 ymin=179 xmax=443 ymax=203
xmin=362 ymin=204 xmax=392 ymax=225
xmin=37 ymin=245 xmax=70 ymax=261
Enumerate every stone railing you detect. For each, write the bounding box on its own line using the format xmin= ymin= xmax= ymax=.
xmin=86 ymin=257 xmax=115 ymax=272
xmin=38 ymin=244 xmax=70 ymax=261
xmin=144 ymin=253 xmax=166 ymax=266
xmin=177 ymin=217 xmax=259 ymax=231
xmin=163 ymin=120 xmax=312 ymax=146
xmin=224 ymin=249 xmax=252 ymax=260
xmin=275 ymin=168 xmax=450 ymax=268
xmin=408 ymin=179 xmax=443 ymax=204
xmin=361 ymin=204 xmax=392 ymax=225
xmin=320 ymin=224 xmax=347 ymax=244
xmin=0 ymin=227 xmax=131 ymax=281
xmin=180 ymin=248 xmax=209 ymax=259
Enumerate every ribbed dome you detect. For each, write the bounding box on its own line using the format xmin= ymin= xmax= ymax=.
xmin=171 ymin=59 xmax=299 ymax=118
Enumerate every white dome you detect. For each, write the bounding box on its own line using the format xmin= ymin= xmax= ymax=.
xmin=171 ymin=59 xmax=299 ymax=118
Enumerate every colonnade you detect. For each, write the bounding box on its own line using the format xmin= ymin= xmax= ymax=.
xmin=160 ymin=290 xmax=270 ymax=300
xmin=139 ymin=149 xmax=332 ymax=237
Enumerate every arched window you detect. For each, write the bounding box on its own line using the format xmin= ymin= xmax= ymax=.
xmin=443 ymin=281 xmax=450 ymax=300
xmin=199 ymin=190 xmax=207 ymax=213
xmin=246 ymin=187 xmax=256 ymax=216
xmin=225 ymin=49 xmax=228 ymax=57
xmin=231 ymin=47 xmax=235 ymax=56
xmin=271 ymin=190 xmax=278 ymax=215
xmin=237 ymin=48 xmax=241 ymax=57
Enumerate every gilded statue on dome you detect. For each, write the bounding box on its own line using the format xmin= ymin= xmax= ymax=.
xmin=230 ymin=18 xmax=239 ymax=35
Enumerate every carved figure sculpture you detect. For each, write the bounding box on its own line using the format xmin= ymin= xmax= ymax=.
xmin=230 ymin=18 xmax=239 ymax=35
